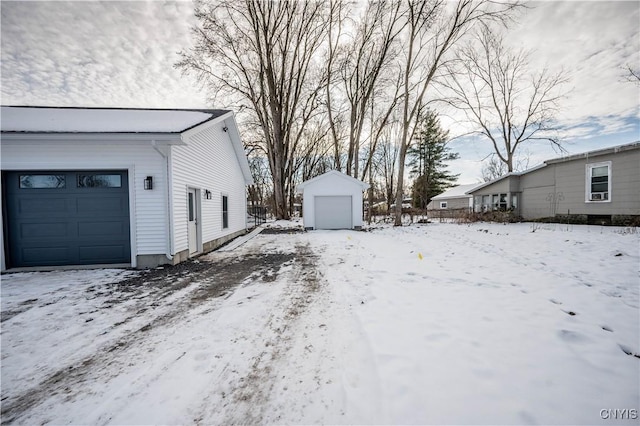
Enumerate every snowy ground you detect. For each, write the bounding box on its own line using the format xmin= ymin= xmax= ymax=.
xmin=1 ymin=221 xmax=638 ymax=425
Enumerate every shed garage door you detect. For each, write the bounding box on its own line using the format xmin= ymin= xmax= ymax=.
xmin=314 ymin=196 xmax=352 ymax=230
xmin=3 ymin=171 xmax=131 ymax=267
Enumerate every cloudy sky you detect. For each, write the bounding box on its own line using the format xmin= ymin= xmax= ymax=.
xmin=2 ymin=1 xmax=639 ymax=183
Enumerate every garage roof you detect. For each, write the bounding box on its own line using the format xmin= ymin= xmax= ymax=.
xmin=296 ymin=170 xmax=370 ymax=192
xmin=0 ymin=106 xmax=229 ymax=133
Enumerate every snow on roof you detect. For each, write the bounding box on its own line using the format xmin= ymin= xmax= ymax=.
xmin=296 ymin=170 xmax=370 ymax=192
xmin=0 ymin=106 xmax=230 ymax=133
xmin=431 ymin=183 xmax=483 ymax=200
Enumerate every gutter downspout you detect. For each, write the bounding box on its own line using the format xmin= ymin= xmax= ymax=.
xmin=151 ymin=140 xmax=174 ymax=263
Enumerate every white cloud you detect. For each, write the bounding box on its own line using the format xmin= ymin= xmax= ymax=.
xmin=1 ymin=0 xmax=637 ymax=184
xmin=1 ymin=1 xmax=206 ymax=108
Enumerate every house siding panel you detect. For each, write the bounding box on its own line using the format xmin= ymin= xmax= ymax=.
xmin=170 ymin=123 xmax=246 ymax=254
xmin=520 ymin=150 xmax=640 ymax=217
xmin=0 ymin=140 xmax=168 ymax=258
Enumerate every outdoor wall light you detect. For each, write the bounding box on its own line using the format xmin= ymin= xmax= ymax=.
xmin=144 ymin=176 xmax=153 ymax=190
xmin=222 ymin=126 xmax=229 ymax=133
xmin=205 ymin=189 xmax=212 ymax=199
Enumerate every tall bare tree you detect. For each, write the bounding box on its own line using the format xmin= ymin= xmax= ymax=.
xmin=392 ymin=0 xmax=520 ymax=226
xmin=339 ymin=0 xmax=405 ymax=178
xmin=177 ymin=0 xmax=331 ymax=219
xmin=443 ymin=28 xmax=568 ymax=173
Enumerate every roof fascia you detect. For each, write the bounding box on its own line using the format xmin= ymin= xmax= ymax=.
xmin=544 ymin=142 xmax=640 ymax=165
xmin=0 ymin=132 xmax=183 ymax=144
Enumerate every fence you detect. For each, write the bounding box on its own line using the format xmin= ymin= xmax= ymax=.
xmin=247 ymin=205 xmax=267 ymax=228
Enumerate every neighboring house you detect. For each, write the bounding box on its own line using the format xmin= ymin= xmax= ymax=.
xmin=467 ymin=142 xmax=640 ymax=224
xmin=1 ymin=106 xmax=253 ymax=271
xmin=296 ymin=170 xmax=369 ymax=230
xmin=427 ymin=183 xmax=482 ymax=211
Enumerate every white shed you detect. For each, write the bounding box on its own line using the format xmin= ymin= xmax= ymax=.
xmin=0 ymin=106 xmax=253 ymax=271
xmin=296 ymin=170 xmax=369 ymax=230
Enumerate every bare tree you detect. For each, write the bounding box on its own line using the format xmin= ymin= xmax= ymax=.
xmin=339 ymin=0 xmax=405 ymax=178
xmin=481 ymin=155 xmax=507 ymax=182
xmin=443 ymin=28 xmax=568 ymax=174
xmin=623 ymin=65 xmax=640 ymax=84
xmin=392 ymin=0 xmax=521 ymax=226
xmin=177 ymin=0 xmax=331 ymax=219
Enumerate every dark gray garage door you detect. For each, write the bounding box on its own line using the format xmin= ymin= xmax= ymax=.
xmin=314 ymin=196 xmax=352 ymax=230
xmin=4 ymin=171 xmax=131 ymax=267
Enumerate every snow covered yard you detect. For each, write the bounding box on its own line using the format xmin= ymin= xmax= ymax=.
xmin=1 ymin=222 xmax=638 ymax=425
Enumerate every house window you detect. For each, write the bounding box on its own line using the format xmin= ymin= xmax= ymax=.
xmin=511 ymin=194 xmax=518 ymax=210
xmin=490 ymin=193 xmax=507 ymax=211
xmin=586 ymin=162 xmax=611 ymax=202
xmin=440 ymin=201 xmax=448 ymax=209
xmin=188 ymin=193 xmax=195 ymax=221
xmin=19 ymin=175 xmax=65 ymax=189
xmin=77 ymin=174 xmax=122 ymax=188
xmin=481 ymin=195 xmax=490 ymax=212
xmin=222 ymin=195 xmax=229 ymax=229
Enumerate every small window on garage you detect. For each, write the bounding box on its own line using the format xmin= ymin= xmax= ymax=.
xmin=19 ymin=174 xmax=66 ymax=189
xmin=222 ymin=195 xmax=229 ymax=229
xmin=440 ymin=201 xmax=448 ymax=209
xmin=78 ymin=174 xmax=122 ymax=188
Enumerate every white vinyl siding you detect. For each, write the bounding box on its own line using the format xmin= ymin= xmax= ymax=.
xmin=170 ymin=123 xmax=246 ymax=253
xmin=0 ymin=139 xmax=168 ymax=257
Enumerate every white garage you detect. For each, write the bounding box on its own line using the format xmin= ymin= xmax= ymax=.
xmin=296 ymin=171 xmax=369 ymax=230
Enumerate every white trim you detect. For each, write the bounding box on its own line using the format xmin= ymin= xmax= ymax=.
xmin=440 ymin=201 xmax=448 ymax=209
xmin=127 ymin=166 xmax=137 ymax=268
xmin=585 ymin=161 xmax=612 ymax=203
xmin=187 ymin=186 xmax=203 ymax=256
xmin=1 ymin=133 xmax=183 ymax=144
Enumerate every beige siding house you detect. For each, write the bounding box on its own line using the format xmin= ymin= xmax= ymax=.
xmin=468 ymin=142 xmax=640 ymax=225
xmin=427 ymin=183 xmax=482 ymax=211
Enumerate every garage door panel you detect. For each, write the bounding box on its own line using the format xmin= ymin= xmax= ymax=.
xmin=18 ymin=198 xmax=68 ymax=215
xmin=22 ymin=247 xmax=70 ymax=264
xmin=78 ymin=245 xmax=126 ymax=262
xmin=315 ymin=196 xmax=352 ymax=230
xmin=4 ymin=170 xmax=131 ymax=267
xmin=78 ymin=221 xmax=126 ymax=237
xmin=20 ymin=222 xmax=69 ymax=238
xmin=76 ymin=196 xmax=126 ymax=214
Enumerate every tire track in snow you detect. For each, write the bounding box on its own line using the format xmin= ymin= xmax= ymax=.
xmin=206 ymin=242 xmax=324 ymax=425
xmin=0 ymin=251 xmax=295 ymax=425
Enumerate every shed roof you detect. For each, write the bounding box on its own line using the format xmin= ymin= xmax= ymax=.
xmin=296 ymin=170 xmax=370 ymax=192
xmin=431 ymin=183 xmax=483 ymax=200
xmin=1 ymin=106 xmax=229 ymax=134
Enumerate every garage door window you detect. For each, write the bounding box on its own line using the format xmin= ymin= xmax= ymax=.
xmin=19 ymin=175 xmax=66 ymax=189
xmin=77 ymin=174 xmax=122 ymax=188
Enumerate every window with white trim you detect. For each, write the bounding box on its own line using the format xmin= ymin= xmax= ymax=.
xmin=222 ymin=195 xmax=229 ymax=228
xmin=586 ymin=162 xmax=611 ymax=202
xmin=440 ymin=201 xmax=448 ymax=209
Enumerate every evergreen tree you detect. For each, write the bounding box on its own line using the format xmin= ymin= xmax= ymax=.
xmin=407 ymin=109 xmax=460 ymax=209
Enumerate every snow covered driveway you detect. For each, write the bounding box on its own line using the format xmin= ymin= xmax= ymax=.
xmin=1 ymin=222 xmax=638 ymax=425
